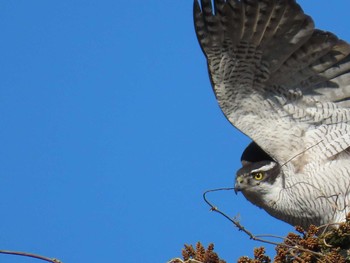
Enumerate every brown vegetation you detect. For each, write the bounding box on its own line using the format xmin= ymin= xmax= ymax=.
xmin=169 ymin=215 xmax=350 ymax=263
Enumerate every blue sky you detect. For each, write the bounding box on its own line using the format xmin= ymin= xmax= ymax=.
xmin=0 ymin=1 xmax=349 ymax=263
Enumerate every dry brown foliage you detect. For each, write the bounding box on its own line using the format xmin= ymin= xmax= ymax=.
xmin=169 ymin=215 xmax=350 ymax=263
xmin=239 ymin=217 xmax=350 ymax=263
xmin=168 ymin=242 xmax=226 ymax=263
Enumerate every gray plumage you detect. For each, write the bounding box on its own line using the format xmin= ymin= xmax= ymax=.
xmin=194 ymin=0 xmax=350 ymax=229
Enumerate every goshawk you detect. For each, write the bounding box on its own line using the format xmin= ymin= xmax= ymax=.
xmin=194 ymin=0 xmax=350 ymax=229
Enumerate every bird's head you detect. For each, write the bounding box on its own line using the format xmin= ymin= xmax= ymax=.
xmin=234 ymin=160 xmax=280 ymax=195
xmin=234 ymin=142 xmax=281 ymax=206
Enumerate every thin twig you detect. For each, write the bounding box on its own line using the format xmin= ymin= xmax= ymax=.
xmin=166 ymin=258 xmax=204 ymax=263
xmin=203 ymin=187 xmax=326 ymax=259
xmin=280 ymin=139 xmax=324 ymax=168
xmin=0 ymin=250 xmax=62 ymax=263
xmin=254 ymin=234 xmax=286 ymax=241
xmin=203 ymin=188 xmax=281 ymax=246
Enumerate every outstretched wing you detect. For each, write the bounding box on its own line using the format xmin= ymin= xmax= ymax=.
xmin=194 ymin=0 xmax=350 ymax=170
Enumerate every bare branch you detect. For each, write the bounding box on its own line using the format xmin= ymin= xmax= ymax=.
xmin=203 ymin=188 xmax=326 ymax=259
xmin=203 ymin=188 xmax=281 ymax=246
xmin=0 ymin=250 xmax=62 ymax=263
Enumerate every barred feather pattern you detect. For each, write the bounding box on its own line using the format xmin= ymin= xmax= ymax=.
xmin=269 ymin=160 xmax=350 ymax=228
xmin=194 ymin=0 xmax=350 ymax=228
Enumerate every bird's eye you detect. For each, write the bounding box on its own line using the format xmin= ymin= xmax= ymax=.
xmin=252 ymin=172 xmax=264 ymax=180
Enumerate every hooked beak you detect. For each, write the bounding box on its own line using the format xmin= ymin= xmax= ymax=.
xmin=234 ymin=175 xmax=244 ymax=194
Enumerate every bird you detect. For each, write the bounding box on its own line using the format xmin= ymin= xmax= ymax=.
xmin=193 ymin=0 xmax=350 ymax=230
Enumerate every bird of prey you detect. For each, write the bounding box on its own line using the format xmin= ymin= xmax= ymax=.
xmin=194 ymin=0 xmax=350 ymax=229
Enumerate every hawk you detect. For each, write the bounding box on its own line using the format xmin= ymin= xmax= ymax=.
xmin=194 ymin=0 xmax=350 ymax=229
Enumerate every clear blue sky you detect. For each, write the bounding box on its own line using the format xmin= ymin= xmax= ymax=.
xmin=0 ymin=1 xmax=349 ymax=263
